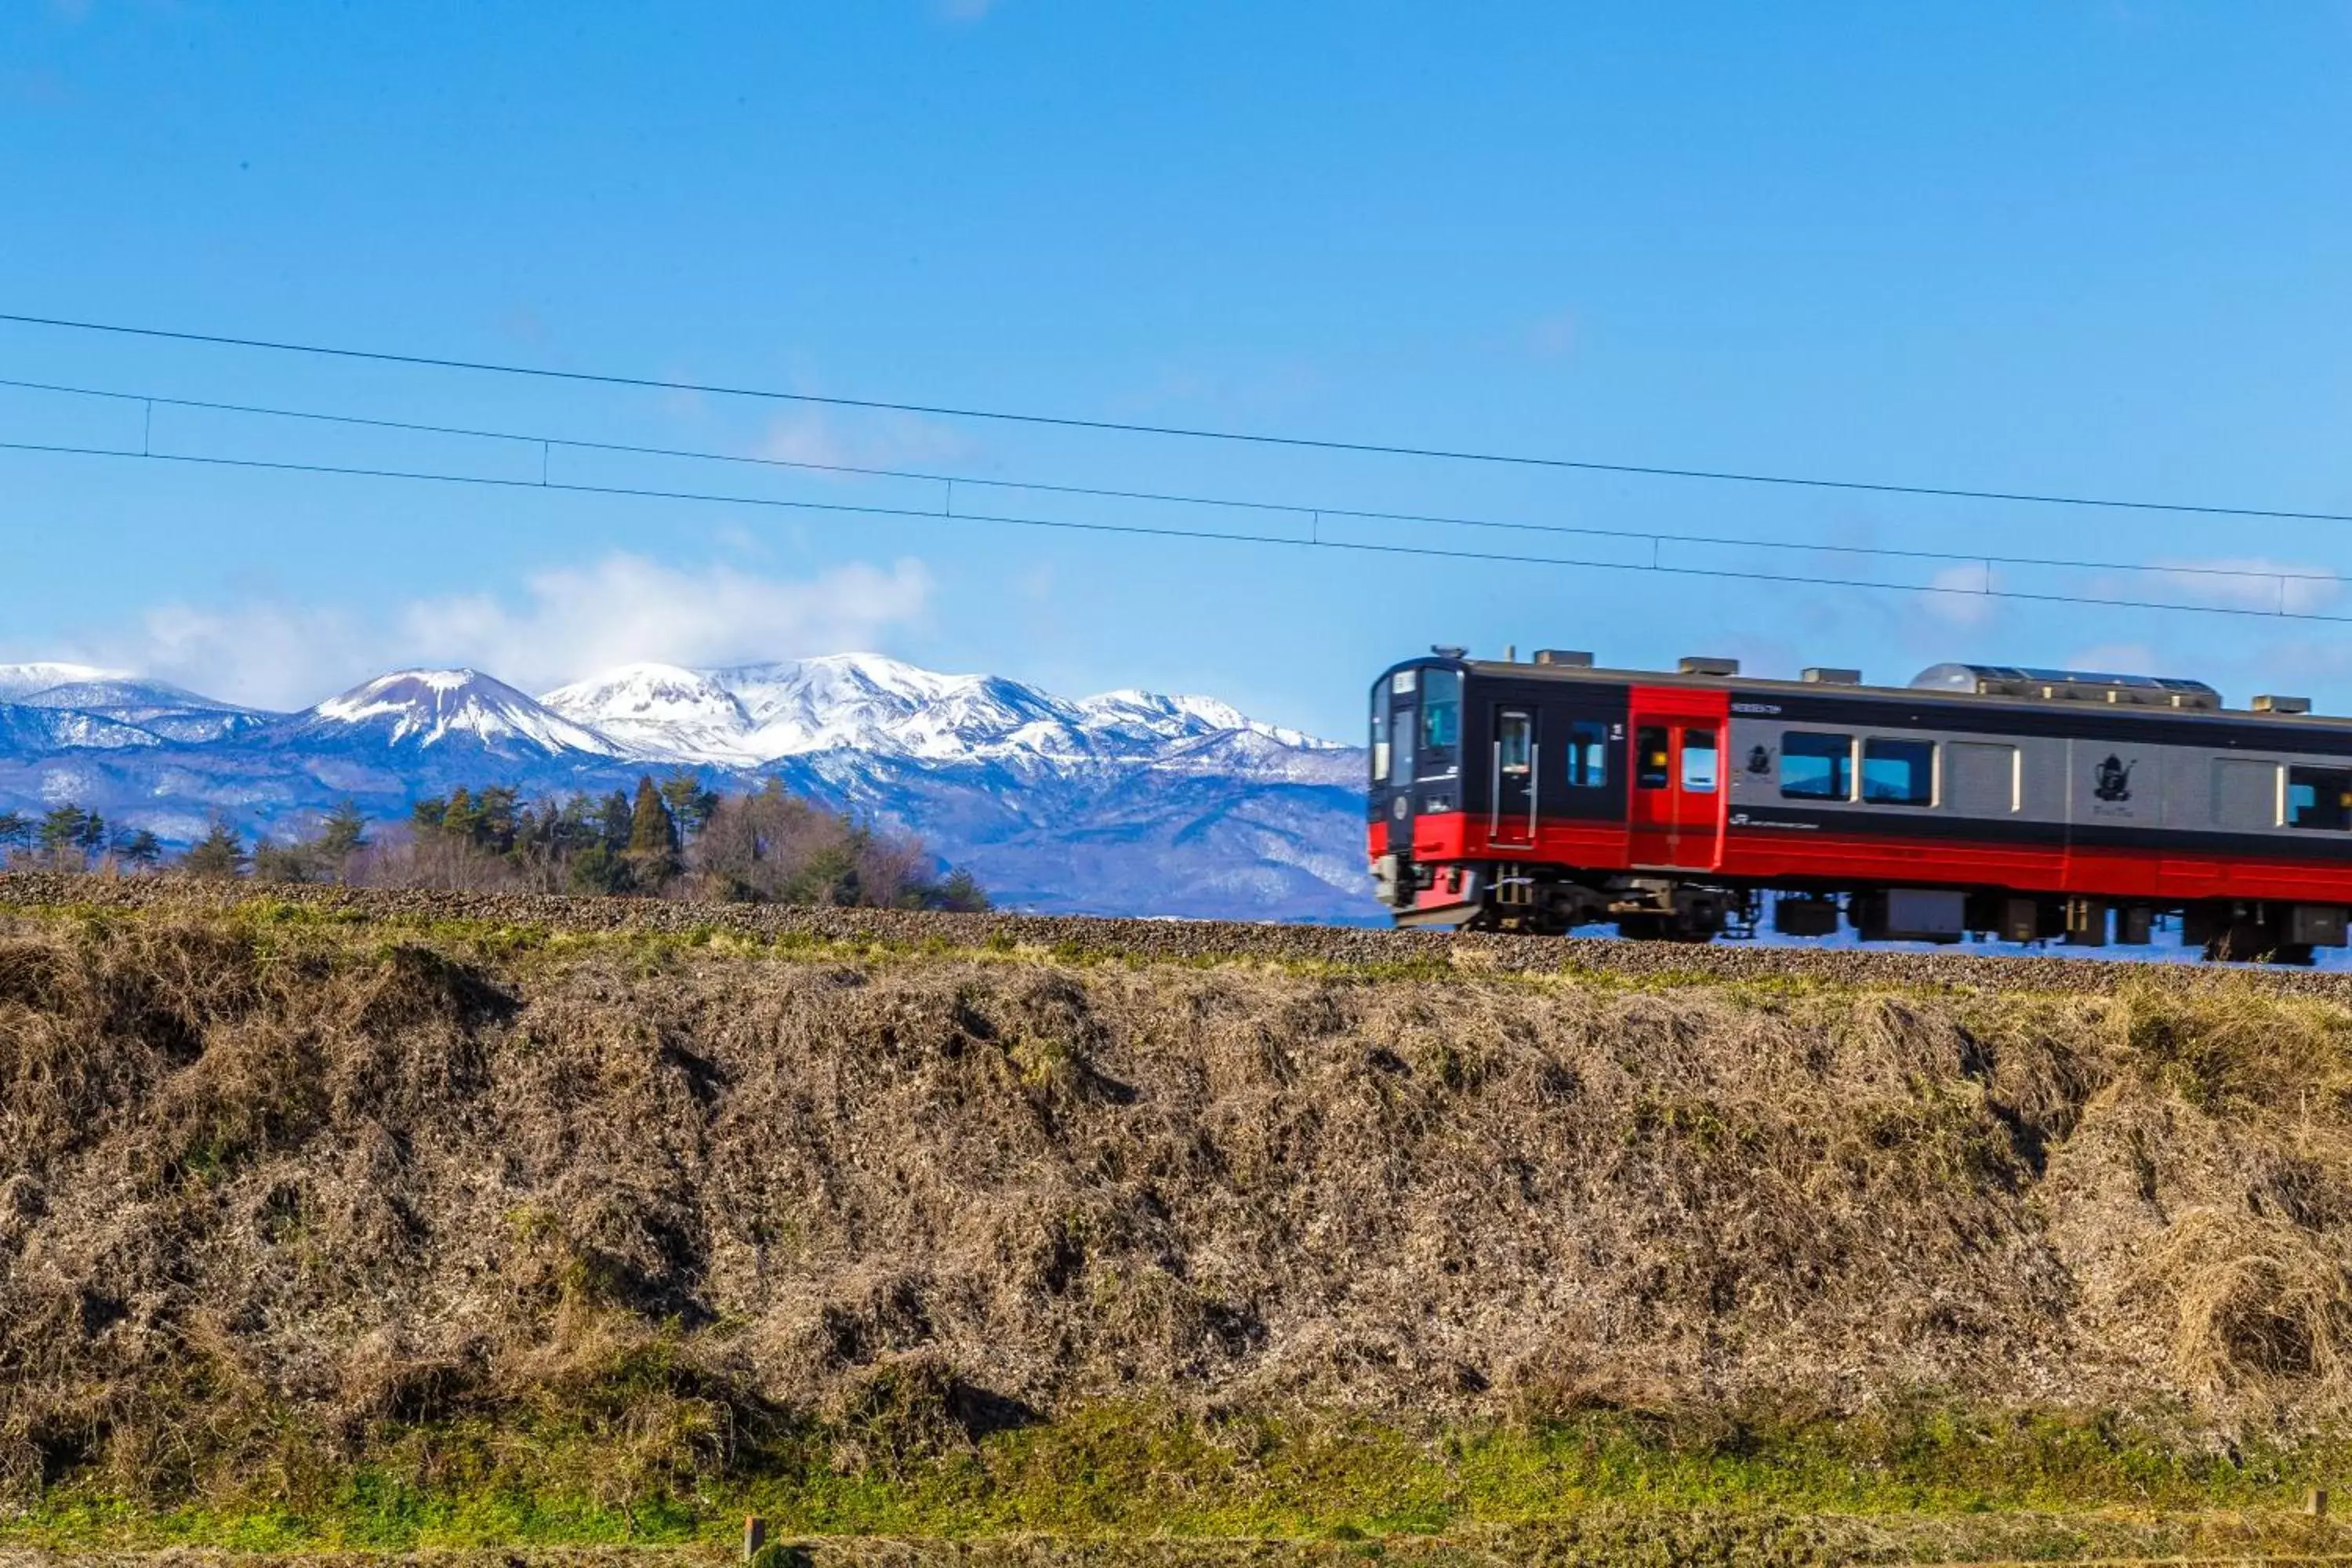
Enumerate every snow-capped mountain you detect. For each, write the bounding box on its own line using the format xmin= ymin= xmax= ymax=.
xmin=538 ymin=663 xmax=759 ymax=761
xmin=288 ymin=669 xmax=628 ymax=757
xmin=15 ymin=677 xmax=272 ymax=745
xmin=0 ymin=662 xmax=129 ymax=702
xmin=0 ymin=652 xmax=1377 ymax=921
xmin=0 ymin=702 xmax=164 ymax=754
xmin=539 ymin=652 xmax=1351 ymax=775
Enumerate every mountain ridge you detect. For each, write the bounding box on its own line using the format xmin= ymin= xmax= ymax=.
xmin=0 ymin=655 xmax=1377 ymax=922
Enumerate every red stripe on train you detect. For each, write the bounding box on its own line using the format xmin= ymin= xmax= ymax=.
xmin=1367 ymin=815 xmax=2352 ymax=906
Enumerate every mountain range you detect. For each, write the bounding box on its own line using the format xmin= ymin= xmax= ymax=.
xmin=0 ymin=654 xmax=1378 ymax=922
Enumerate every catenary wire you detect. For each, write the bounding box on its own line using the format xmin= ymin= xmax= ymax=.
xmin=0 ymin=372 xmax=2336 ymax=590
xmin=3 ymin=308 xmax=2350 ymax=524
xmin=4 ymin=431 xmax=2350 ymax=626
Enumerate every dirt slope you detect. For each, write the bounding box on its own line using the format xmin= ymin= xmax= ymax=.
xmin=7 ymin=887 xmax=2352 ymax=1524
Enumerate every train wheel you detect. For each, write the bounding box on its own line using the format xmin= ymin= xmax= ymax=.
xmin=1617 ymin=913 xmax=1717 ymax=944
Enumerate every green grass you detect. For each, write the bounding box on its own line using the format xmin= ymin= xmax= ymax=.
xmin=9 ymin=1401 xmax=2352 ymax=1555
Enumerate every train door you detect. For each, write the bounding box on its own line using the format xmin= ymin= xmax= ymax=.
xmin=1626 ymin=688 xmax=1728 ymax=871
xmin=1381 ymin=671 xmax=1419 ymax=853
xmin=1490 ymin=706 xmax=1537 ymax=848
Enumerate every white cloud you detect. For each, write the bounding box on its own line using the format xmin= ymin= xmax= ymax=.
xmin=402 ymin=554 xmax=932 ymax=691
xmin=53 ymin=554 xmax=933 ymax=710
xmin=1922 ymin=563 xmax=2000 ymax=626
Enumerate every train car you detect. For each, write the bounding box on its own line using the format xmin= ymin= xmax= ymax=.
xmin=1367 ymin=648 xmax=2352 ymax=962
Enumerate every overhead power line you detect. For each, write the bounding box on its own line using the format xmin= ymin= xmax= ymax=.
xmin=3 ymin=309 xmax=2349 ymax=524
xmin=0 ymin=372 xmax=2339 ymax=594
xmin=4 ymin=423 xmax=2348 ymax=627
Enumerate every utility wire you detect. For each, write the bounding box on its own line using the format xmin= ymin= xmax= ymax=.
xmin=0 ymin=372 xmax=2336 ymax=590
xmin=3 ymin=308 xmax=2349 ymax=524
xmin=5 ymin=430 xmax=2350 ymax=626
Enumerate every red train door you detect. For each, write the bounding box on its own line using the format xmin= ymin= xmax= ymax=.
xmin=1626 ymin=687 xmax=1728 ymax=871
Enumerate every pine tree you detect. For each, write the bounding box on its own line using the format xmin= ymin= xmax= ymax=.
xmin=181 ymin=820 xmax=248 ymax=880
xmin=0 ymin=811 xmax=29 ymax=850
xmin=598 ymin=789 xmax=633 ymax=850
xmin=38 ymin=804 xmax=90 ymax=856
xmin=659 ymin=771 xmax=720 ymax=836
xmin=626 ymin=775 xmax=677 ymax=856
xmin=931 ymin=867 xmax=991 ymax=913
xmin=318 ymin=800 xmax=369 ymax=859
xmin=114 ymin=828 xmax=163 ymax=870
xmin=624 ymin=775 xmax=678 ymax=883
xmin=477 ymin=786 xmax=521 ymax=853
xmin=440 ymin=786 xmax=486 ymax=844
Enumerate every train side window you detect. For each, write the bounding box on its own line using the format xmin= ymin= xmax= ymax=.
xmin=1566 ymin=719 xmax=1609 ymax=787
xmin=1861 ymin=738 xmax=1936 ymax=806
xmin=1635 ymin=726 xmax=1670 ymax=789
xmin=2213 ymin=759 xmax=2281 ymax=829
xmin=1682 ymin=728 xmax=1719 ymax=793
xmin=1779 ymin=731 xmax=1853 ymax=800
xmin=1370 ymin=693 xmax=1389 ymax=784
xmin=2288 ymin=767 xmax=2352 ymax=831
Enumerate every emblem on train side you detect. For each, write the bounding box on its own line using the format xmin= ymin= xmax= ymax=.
xmin=2092 ymin=754 xmax=2135 ymax=804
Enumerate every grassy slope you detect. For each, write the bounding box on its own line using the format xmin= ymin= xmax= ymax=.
xmin=7 ymin=898 xmax=2352 ymax=1563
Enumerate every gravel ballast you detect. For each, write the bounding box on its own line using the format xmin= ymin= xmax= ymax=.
xmin=0 ymin=871 xmax=2341 ymax=997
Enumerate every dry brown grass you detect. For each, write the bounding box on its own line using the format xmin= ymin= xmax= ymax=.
xmin=9 ymin=905 xmax=2352 ymax=1511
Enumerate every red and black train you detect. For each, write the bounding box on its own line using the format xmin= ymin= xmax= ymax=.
xmin=1369 ymin=650 xmax=2352 ymax=962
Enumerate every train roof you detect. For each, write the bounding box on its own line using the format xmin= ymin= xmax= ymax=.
xmin=1424 ymin=650 xmax=2329 ymax=725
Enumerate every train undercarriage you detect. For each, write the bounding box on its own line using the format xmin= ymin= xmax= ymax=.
xmin=1376 ymin=853 xmax=2352 ymax=964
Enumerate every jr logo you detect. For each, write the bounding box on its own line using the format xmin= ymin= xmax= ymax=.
xmin=2093 ymin=754 xmax=2135 ymax=804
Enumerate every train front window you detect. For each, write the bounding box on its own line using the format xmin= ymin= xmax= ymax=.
xmin=1420 ymin=669 xmax=1461 ymax=753
xmin=2288 ymin=767 xmax=2352 ymax=830
xmin=1389 ymin=711 xmax=1415 ymax=787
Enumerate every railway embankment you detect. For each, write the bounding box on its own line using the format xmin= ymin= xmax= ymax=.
xmin=9 ymin=877 xmax=2352 ymax=1565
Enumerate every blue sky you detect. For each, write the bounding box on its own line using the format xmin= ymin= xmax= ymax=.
xmin=4 ymin=2 xmax=2350 ymax=737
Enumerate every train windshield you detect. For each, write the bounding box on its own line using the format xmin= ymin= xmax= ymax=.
xmin=1420 ymin=669 xmax=1461 ymax=754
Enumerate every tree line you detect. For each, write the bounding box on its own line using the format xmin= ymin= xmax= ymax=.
xmin=0 ymin=774 xmax=989 ymax=910
xmin=0 ymin=804 xmax=164 ymax=871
